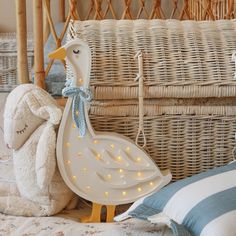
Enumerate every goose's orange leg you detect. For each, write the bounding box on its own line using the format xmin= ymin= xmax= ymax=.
xmin=80 ymin=202 xmax=102 ymax=223
xmin=106 ymin=205 xmax=116 ymax=222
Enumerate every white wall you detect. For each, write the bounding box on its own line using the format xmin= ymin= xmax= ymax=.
xmin=0 ymin=0 xmax=172 ymax=33
xmin=0 ymin=0 xmax=62 ymax=32
xmin=0 ymin=0 xmax=16 ymax=32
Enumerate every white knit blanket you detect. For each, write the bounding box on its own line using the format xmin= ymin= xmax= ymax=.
xmin=0 ymin=206 xmax=172 ymax=236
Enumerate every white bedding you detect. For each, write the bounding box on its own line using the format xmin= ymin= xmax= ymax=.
xmin=0 ymin=209 xmax=172 ymax=236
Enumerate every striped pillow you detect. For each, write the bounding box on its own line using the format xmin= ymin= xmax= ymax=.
xmin=115 ymin=161 xmax=236 ymax=236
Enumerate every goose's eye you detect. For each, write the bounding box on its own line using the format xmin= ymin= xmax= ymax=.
xmin=73 ymin=49 xmax=80 ymax=54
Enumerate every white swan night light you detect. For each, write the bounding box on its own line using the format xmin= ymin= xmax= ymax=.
xmin=49 ymin=39 xmax=172 ymax=223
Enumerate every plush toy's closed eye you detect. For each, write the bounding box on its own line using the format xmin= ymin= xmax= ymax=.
xmin=16 ymin=124 xmax=28 ymax=134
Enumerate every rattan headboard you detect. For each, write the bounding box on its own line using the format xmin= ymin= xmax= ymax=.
xmin=60 ymin=0 xmax=235 ymax=21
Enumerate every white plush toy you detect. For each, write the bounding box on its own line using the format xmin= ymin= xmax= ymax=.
xmin=3 ymin=84 xmax=77 ymax=216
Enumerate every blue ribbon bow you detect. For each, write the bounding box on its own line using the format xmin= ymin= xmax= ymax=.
xmin=62 ymin=86 xmax=92 ymax=137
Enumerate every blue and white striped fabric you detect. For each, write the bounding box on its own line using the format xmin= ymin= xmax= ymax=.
xmin=117 ymin=161 xmax=236 ymax=236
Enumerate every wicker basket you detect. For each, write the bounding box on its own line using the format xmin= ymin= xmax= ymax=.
xmin=67 ymin=19 xmax=236 ymax=180
xmin=89 ymin=103 xmax=236 ymax=181
xmin=68 ymin=19 xmax=236 ymax=99
xmin=0 ymin=33 xmax=34 ymax=91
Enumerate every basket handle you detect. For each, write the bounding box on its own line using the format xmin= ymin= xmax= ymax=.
xmin=134 ymin=50 xmax=147 ymax=148
xmin=0 ymin=67 xmax=17 ymax=75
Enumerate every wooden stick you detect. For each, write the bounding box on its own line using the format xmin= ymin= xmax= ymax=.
xmin=122 ymin=0 xmax=133 ymax=19
xmin=226 ymin=0 xmax=234 ymax=19
xmin=60 ymin=0 xmax=66 ymax=22
xmin=33 ymin=0 xmax=45 ymax=89
xmin=15 ymin=0 xmax=29 ymax=84
xmin=43 ymin=0 xmax=58 ymax=43
xmin=45 ymin=59 xmax=54 ymax=77
xmin=43 ymin=0 xmax=51 ymax=44
xmin=60 ymin=14 xmax=71 ymax=40
xmin=106 ymin=0 xmax=117 ymax=19
xmin=85 ymin=0 xmax=95 ymax=20
xmin=69 ymin=0 xmax=79 ymax=20
xmin=94 ymin=0 xmax=103 ymax=19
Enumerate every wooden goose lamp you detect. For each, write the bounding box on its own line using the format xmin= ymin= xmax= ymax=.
xmin=49 ymin=39 xmax=172 ymax=223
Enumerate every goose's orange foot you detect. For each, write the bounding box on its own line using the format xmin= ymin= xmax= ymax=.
xmin=80 ymin=203 xmax=116 ymax=223
xmin=80 ymin=202 xmax=102 ymax=223
xmin=106 ymin=205 xmax=116 ymax=222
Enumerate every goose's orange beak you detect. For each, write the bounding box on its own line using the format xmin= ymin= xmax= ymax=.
xmin=48 ymin=47 xmax=66 ymax=60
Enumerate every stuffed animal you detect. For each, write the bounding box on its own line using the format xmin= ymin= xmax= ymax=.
xmin=3 ymin=84 xmax=77 ymax=216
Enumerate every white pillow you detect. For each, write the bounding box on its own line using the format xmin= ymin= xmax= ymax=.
xmin=116 ymin=161 xmax=236 ymax=236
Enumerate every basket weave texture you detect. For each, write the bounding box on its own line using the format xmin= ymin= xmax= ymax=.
xmin=68 ymin=19 xmax=236 ymax=181
xmin=89 ymin=103 xmax=236 ymax=181
xmin=69 ymin=19 xmax=236 ymax=99
xmin=0 ymin=33 xmax=34 ymax=92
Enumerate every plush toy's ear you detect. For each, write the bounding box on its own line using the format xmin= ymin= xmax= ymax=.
xmin=36 ymin=123 xmax=56 ymax=189
xmin=24 ymin=88 xmax=62 ymax=189
xmin=25 ymin=89 xmax=62 ymax=125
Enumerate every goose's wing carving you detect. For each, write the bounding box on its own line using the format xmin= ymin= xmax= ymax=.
xmin=85 ymin=139 xmax=165 ymax=191
xmin=87 ymin=147 xmax=156 ymax=171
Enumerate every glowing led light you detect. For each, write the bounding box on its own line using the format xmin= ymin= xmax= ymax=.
xmin=65 ymin=142 xmax=70 ymax=148
xmin=119 ymin=169 xmax=124 ymax=173
xmin=72 ymin=175 xmax=77 ymax=180
xmin=137 ymin=172 xmax=142 ymax=177
xmin=136 ymin=157 xmax=142 ymax=162
xmin=72 ymin=123 xmax=76 ymax=128
xmin=96 ymin=153 xmax=102 ymax=160
xmin=107 ymin=174 xmax=112 ymax=179
xmin=76 ymin=110 xmax=79 ymax=116
xmin=110 ymin=144 xmax=115 ymax=149
xmin=83 ymin=167 xmax=87 ymax=172
xmin=105 ymin=191 xmax=109 ymax=197
xmin=117 ymin=156 xmax=122 ymax=161
xmin=79 ymin=78 xmax=83 ymax=85
xmin=86 ymin=186 xmax=91 ymax=190
xmin=125 ymin=147 xmax=131 ymax=152
xmin=149 ymin=182 xmax=154 ymax=186
xmin=93 ymin=140 xmax=99 ymax=144
xmin=137 ymin=187 xmax=142 ymax=192
xmin=122 ymin=191 xmax=127 ymax=196
xmin=66 ymin=160 xmax=71 ymax=164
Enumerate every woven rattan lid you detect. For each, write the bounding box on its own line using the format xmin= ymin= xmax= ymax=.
xmin=68 ymin=19 xmax=236 ymax=99
xmin=0 ymin=32 xmax=34 ymax=53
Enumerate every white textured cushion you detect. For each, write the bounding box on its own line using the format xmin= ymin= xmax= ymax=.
xmin=0 ymin=93 xmax=19 ymax=215
xmin=0 ymin=93 xmax=11 ymax=159
xmin=2 ymin=85 xmax=76 ymax=216
xmin=117 ymin=162 xmax=236 ymax=236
